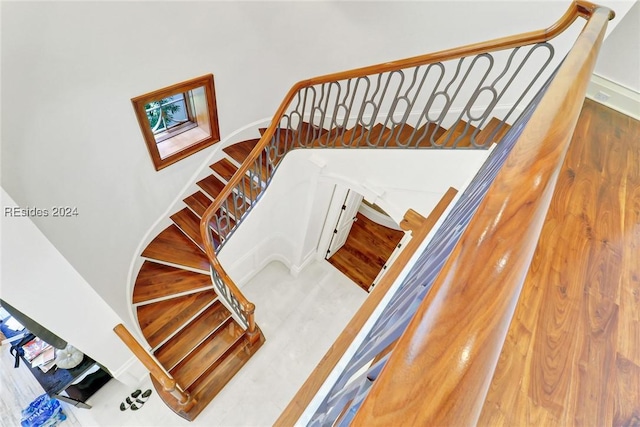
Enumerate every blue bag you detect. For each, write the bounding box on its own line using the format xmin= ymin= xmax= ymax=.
xmin=20 ymin=394 xmax=67 ymax=427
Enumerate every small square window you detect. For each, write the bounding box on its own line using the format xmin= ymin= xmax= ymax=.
xmin=132 ymin=74 xmax=220 ymax=170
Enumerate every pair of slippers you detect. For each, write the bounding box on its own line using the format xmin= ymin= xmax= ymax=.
xmin=119 ymin=389 xmax=152 ymax=411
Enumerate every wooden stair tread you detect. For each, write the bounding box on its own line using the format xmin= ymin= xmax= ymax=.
xmin=184 ymin=191 xmax=237 ymax=232
xmin=223 ymin=138 xmax=260 ymax=165
xmin=413 ymin=123 xmax=447 ymax=147
xmin=197 ymin=175 xmax=226 ymax=200
xmin=137 ymin=290 xmax=218 ymax=348
xmin=154 ymin=300 xmax=232 ymax=370
xmin=142 ymin=225 xmax=210 ymax=271
xmin=362 ymin=123 xmax=389 ymax=147
xmin=333 ymin=125 xmax=368 ymax=148
xmin=436 ymin=120 xmax=478 ymax=147
xmin=310 ymin=127 xmax=343 ymax=148
xmin=171 ymin=208 xmax=208 ymax=250
xmin=322 ymin=125 xmax=367 ymax=148
xmin=475 ymin=117 xmax=511 ymax=146
xmin=184 ymin=191 xmax=213 ymax=218
xmin=169 ymin=318 xmax=245 ymax=389
xmin=379 ymin=124 xmax=417 ymax=147
xmin=133 ymin=261 xmax=211 ymax=305
xmin=149 ymin=329 xmax=265 ymax=421
xmin=210 ymin=158 xmax=238 ymax=182
xmin=291 ymin=122 xmax=328 ymax=148
xmin=186 ymin=332 xmax=265 ymax=418
xmin=229 ymin=173 xmax=263 ymax=203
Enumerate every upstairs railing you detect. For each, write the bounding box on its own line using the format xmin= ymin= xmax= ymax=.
xmin=274 ymin=2 xmax=612 ymax=426
xmin=198 ymin=3 xmax=587 ymax=338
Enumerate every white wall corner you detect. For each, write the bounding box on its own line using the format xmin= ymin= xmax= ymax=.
xmin=362 ymin=181 xmax=386 ymax=205
xmin=109 ymin=355 xmax=149 ymax=387
xmin=586 ymin=74 xmax=640 ymax=120
xmin=290 ymin=251 xmax=317 ymax=278
xmin=222 ymin=233 xmax=294 ymax=288
xmin=308 ymin=154 xmax=327 ymax=169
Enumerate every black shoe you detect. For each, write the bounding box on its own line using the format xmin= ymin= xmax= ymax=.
xmin=119 ymin=389 xmax=142 ymax=411
xmin=131 ymin=389 xmax=152 ymax=411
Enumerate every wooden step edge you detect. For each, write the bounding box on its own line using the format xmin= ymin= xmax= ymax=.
xmin=133 ymin=284 xmax=215 ymax=309
xmin=209 ymin=158 xmax=238 ymax=182
xmin=168 ymin=317 xmax=242 ymax=390
xmin=132 ymin=260 xmax=212 ymax=306
xmin=360 ymin=123 xmax=389 ymax=147
xmin=149 ymin=374 xmax=196 ymax=422
xmin=412 ymin=123 xmax=447 ymax=147
xmin=154 ymin=303 xmax=233 ymax=371
xmin=378 ymin=123 xmax=417 ymax=148
xmin=222 ymin=138 xmax=261 ymax=166
xmin=149 ymin=298 xmax=221 ymax=353
xmin=210 ymin=165 xmax=265 ymax=203
xmin=148 ymin=327 xmax=264 ymax=422
xmin=184 ymin=327 xmax=248 ymax=392
xmin=183 ymin=190 xmax=214 ymax=217
xmin=170 ymin=209 xmax=207 ymax=252
xmin=204 ymin=165 xmax=263 ymax=213
xmin=185 ymin=329 xmax=265 ymax=420
xmin=317 ymin=125 xmax=370 ymax=148
xmin=182 ymin=191 xmax=238 ymax=239
xmin=310 ymin=126 xmax=345 ymax=147
xmin=139 ymin=257 xmax=210 ymax=275
xmin=474 ymin=118 xmax=512 ymax=147
xmin=196 ymin=175 xmax=226 ymax=201
xmin=436 ymin=120 xmax=478 ymax=148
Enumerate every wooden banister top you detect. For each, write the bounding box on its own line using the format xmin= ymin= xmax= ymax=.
xmin=198 ymin=2 xmax=613 ymax=331
xmin=350 ymin=5 xmax=612 ymax=427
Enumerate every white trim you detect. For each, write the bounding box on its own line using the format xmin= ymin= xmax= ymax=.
xmin=357 ymin=202 xmax=402 ymax=231
xmin=290 ymin=252 xmax=316 ymax=278
xmin=586 ymin=74 xmax=640 ymax=120
xmin=110 ymin=355 xmax=149 ymax=387
xmin=222 ymin=232 xmax=295 ymax=288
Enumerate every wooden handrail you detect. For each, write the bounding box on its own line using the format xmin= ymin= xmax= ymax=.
xmin=275 ymin=190 xmax=458 ymax=426
xmin=114 ymin=324 xmax=194 ymax=408
xmin=349 ymin=4 xmax=613 ymax=427
xmin=199 ymin=0 xmax=613 ymax=339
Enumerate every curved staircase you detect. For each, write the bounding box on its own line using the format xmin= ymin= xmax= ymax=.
xmin=112 ymin=3 xmax=613 ymax=423
xmin=132 ymin=137 xmax=266 ymax=420
xmin=129 ymin=115 xmax=509 ymax=419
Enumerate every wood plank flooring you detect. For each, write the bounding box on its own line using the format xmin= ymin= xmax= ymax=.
xmin=327 ymin=212 xmax=405 ymax=291
xmin=479 ymin=99 xmax=640 ymax=425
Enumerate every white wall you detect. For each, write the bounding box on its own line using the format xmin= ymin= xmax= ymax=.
xmin=218 ymin=148 xmax=490 ymax=287
xmin=1 ymin=1 xmax=634 ymax=329
xmin=594 ymin=1 xmax=640 ymax=92
xmin=0 ymin=190 xmax=145 ymax=385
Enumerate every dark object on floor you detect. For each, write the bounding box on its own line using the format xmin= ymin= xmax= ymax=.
xmin=131 ymin=389 xmax=152 ymax=410
xmin=119 ymin=389 xmax=141 ymax=411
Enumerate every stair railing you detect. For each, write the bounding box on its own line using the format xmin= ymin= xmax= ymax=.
xmin=346 ymin=4 xmax=613 ymax=426
xmin=200 ymin=1 xmax=600 ymax=342
xmin=114 ymin=324 xmax=194 ymax=409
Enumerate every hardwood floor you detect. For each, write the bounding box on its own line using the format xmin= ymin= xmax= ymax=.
xmin=479 ymin=99 xmax=640 ymax=425
xmin=327 ymin=212 xmax=405 ymax=291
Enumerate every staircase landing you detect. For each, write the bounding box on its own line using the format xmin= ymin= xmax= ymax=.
xmin=327 ymin=213 xmax=404 ymax=291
